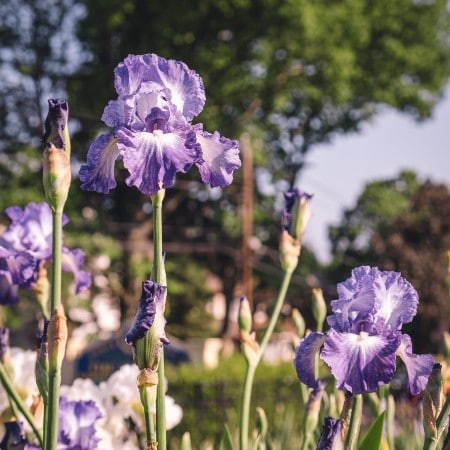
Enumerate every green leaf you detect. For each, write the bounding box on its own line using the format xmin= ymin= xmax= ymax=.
xmin=358 ymin=411 xmax=386 ymax=450
xmin=219 ymin=425 xmax=236 ymax=450
xmin=180 ymin=432 xmax=192 ymax=450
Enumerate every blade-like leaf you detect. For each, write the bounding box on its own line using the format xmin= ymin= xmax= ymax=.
xmin=219 ymin=425 xmax=236 ymax=450
xmin=358 ymin=411 xmax=386 ymax=450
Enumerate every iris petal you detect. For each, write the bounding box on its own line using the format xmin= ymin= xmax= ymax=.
xmin=294 ymin=332 xmax=327 ymax=388
xmin=125 ymin=280 xmax=167 ymax=346
xmin=373 ymin=270 xmax=418 ymax=330
xmin=193 ymin=126 xmax=241 ymax=188
xmin=321 ymin=328 xmax=401 ymax=394
xmin=119 ymin=128 xmax=200 ymax=195
xmin=79 ymin=133 xmax=120 ymax=194
xmin=397 ymin=334 xmax=434 ymax=395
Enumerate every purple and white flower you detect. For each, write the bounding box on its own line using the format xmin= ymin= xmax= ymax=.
xmin=0 ymin=202 xmax=91 ymax=304
xmin=294 ymin=266 xmax=434 ymax=395
xmin=79 ymin=53 xmax=241 ymax=196
xmin=58 ymin=397 xmax=102 ymax=450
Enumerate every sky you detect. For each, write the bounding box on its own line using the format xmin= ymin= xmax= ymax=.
xmin=299 ymin=84 xmax=450 ymax=263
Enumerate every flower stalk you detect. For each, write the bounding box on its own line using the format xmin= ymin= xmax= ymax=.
xmin=239 ymin=268 xmax=295 ymax=450
xmin=41 ymin=98 xmax=71 ymax=450
xmin=152 ymin=189 xmax=167 ymax=450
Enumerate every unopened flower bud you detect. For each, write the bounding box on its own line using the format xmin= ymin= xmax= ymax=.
xmin=311 ymin=288 xmax=327 ymax=332
xmin=36 ymin=321 xmax=49 ymax=402
xmin=48 ymin=305 xmax=68 ymax=371
xmin=238 ymin=296 xmax=252 ymax=333
xmin=279 ymin=230 xmax=301 ymax=273
xmin=423 ymin=363 xmax=444 ymax=440
xmin=282 ymin=188 xmax=312 ymax=243
xmin=34 ymin=261 xmax=51 ymax=319
xmin=41 ymin=99 xmax=71 ymax=212
xmin=125 ymin=280 xmax=168 ymax=371
xmin=292 ymin=308 xmax=306 ymax=340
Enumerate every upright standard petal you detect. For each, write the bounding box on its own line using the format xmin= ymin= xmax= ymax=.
xmin=321 ymin=328 xmax=401 ymax=394
xmin=294 ymin=332 xmax=327 ymax=388
xmin=372 ymin=270 xmax=418 ymax=330
xmin=193 ymin=126 xmax=241 ymax=188
xmin=125 ymin=280 xmax=167 ymax=346
xmin=146 ymin=54 xmax=206 ymax=121
xmin=79 ymin=133 xmax=120 ymax=194
xmin=119 ymin=128 xmax=200 ymax=195
xmin=396 ymin=334 xmax=434 ymax=395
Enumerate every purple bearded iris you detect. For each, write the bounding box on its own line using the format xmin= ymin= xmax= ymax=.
xmin=58 ymin=397 xmax=102 ymax=450
xmin=0 ymin=398 xmax=102 ymax=450
xmin=294 ymin=266 xmax=434 ymax=395
xmin=0 ymin=421 xmax=40 ymax=449
xmin=0 ymin=202 xmax=91 ymax=305
xmin=79 ymin=53 xmax=241 ymax=195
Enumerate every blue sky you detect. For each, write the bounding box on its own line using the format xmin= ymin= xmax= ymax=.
xmin=299 ymin=84 xmax=450 ymax=263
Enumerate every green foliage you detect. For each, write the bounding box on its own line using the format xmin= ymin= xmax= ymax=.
xmin=358 ymin=411 xmax=385 ymax=450
xmin=165 ymin=255 xmax=217 ymax=339
xmin=166 ymin=356 xmax=301 ymax=448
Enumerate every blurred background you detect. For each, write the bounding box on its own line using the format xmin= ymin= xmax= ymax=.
xmin=0 ymin=0 xmax=449 ymax=447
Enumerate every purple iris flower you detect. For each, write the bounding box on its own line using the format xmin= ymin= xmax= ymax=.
xmin=58 ymin=396 xmax=102 ymax=450
xmin=0 ymin=421 xmax=40 ymax=449
xmin=79 ymin=53 xmax=241 ymax=196
xmin=294 ymin=266 xmax=434 ymax=395
xmin=0 ymin=202 xmax=91 ymax=305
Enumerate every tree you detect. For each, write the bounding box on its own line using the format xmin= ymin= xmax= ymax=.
xmin=327 ymin=172 xmax=450 ymax=353
xmin=2 ymin=0 xmax=450 ymax=338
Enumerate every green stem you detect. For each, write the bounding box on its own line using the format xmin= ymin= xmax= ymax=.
xmin=386 ymin=394 xmax=395 ymax=450
xmin=142 ymin=386 xmax=157 ymax=445
xmin=0 ymin=363 xmax=43 ymax=446
xmin=45 ymin=209 xmax=63 ymax=450
xmin=239 ymin=269 xmax=294 ymax=450
xmin=346 ymin=394 xmax=362 ymax=450
xmin=152 ymin=190 xmax=166 ymax=450
xmin=240 ymin=360 xmax=257 ymax=450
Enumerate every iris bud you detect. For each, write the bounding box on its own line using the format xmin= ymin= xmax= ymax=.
xmin=41 ymin=99 xmax=71 ymax=213
xmin=311 ymin=288 xmax=327 ymax=332
xmin=238 ymin=296 xmax=252 ymax=333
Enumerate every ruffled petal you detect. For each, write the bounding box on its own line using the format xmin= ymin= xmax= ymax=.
xmin=146 ymin=54 xmax=205 ymax=121
xmin=294 ymin=332 xmax=327 ymax=388
xmin=396 ymin=334 xmax=434 ymax=395
xmin=114 ymin=53 xmax=149 ymax=96
xmin=125 ymin=280 xmax=167 ymax=346
xmin=373 ymin=270 xmax=418 ymax=330
xmin=79 ymin=133 xmax=120 ymax=194
xmin=321 ymin=328 xmax=401 ymax=394
xmin=115 ymin=54 xmax=205 ymax=121
xmin=193 ymin=126 xmax=241 ymax=188
xmin=119 ymin=128 xmax=200 ymax=195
